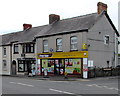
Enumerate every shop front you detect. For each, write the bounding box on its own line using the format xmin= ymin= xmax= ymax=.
xmin=37 ymin=51 xmax=88 ymax=77
xmin=17 ymin=58 xmax=36 ymax=75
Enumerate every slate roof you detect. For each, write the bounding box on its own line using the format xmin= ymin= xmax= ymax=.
xmin=2 ymin=25 xmax=46 ymax=45
xmin=36 ymin=13 xmax=98 ymax=37
xmin=1 ymin=11 xmax=119 ymax=45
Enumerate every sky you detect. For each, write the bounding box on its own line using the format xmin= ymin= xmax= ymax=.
xmin=0 ymin=0 xmax=119 ymax=35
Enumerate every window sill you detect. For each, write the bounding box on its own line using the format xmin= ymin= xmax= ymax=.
xmin=23 ymin=52 xmax=35 ymax=54
xmin=14 ymin=52 xmax=19 ymax=54
xmin=70 ymin=50 xmax=78 ymax=52
xmin=56 ymin=51 xmax=63 ymax=52
xmin=43 ymin=51 xmax=49 ymax=53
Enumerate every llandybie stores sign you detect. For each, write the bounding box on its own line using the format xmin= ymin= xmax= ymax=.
xmin=37 ymin=51 xmax=88 ymax=78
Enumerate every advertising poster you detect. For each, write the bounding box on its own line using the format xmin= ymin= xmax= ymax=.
xmin=37 ymin=59 xmax=41 ymax=75
xmin=65 ymin=59 xmax=81 ymax=74
xmin=42 ymin=59 xmax=48 ymax=68
xmin=65 ymin=67 xmax=74 ymax=73
xmin=48 ymin=60 xmax=54 ymax=73
xmin=73 ymin=59 xmax=81 ymax=74
xmin=37 ymin=64 xmax=41 ymax=75
xmin=83 ymin=58 xmax=88 ymax=78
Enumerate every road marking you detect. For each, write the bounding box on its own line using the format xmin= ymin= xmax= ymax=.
xmin=17 ymin=83 xmax=34 ymax=87
xmin=87 ymin=84 xmax=118 ymax=91
xmin=49 ymin=88 xmax=74 ymax=94
xmin=78 ymin=79 xmax=90 ymax=81
xmin=50 ymin=81 xmax=68 ymax=83
xmin=10 ymin=82 xmax=17 ymax=84
xmin=9 ymin=82 xmax=34 ymax=87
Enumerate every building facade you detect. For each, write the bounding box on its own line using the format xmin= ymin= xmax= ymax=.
xmin=0 ymin=2 xmax=119 ymax=77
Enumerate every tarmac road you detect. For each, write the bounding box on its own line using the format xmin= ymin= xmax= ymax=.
xmin=2 ymin=76 xmax=119 ymax=96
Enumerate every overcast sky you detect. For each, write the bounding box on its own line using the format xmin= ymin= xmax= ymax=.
xmin=0 ymin=0 xmax=119 ymax=35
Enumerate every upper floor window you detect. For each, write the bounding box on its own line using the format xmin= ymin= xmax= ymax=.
xmin=3 ymin=47 xmax=6 ymax=56
xmin=23 ymin=43 xmax=34 ymax=53
xmin=43 ymin=40 xmax=48 ymax=52
xmin=14 ymin=44 xmax=19 ymax=54
xmin=56 ymin=38 xmax=62 ymax=51
xmin=70 ymin=36 xmax=78 ymax=50
xmin=104 ymin=35 xmax=109 ymax=45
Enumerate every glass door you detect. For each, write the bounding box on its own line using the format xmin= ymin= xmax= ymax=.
xmin=54 ymin=59 xmax=65 ymax=75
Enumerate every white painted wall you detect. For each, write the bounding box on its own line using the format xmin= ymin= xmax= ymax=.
xmin=2 ymin=46 xmax=11 ymax=75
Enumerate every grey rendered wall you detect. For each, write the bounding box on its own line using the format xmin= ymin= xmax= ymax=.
xmin=36 ymin=32 xmax=84 ymax=53
xmin=118 ymin=1 xmax=120 ymax=54
xmin=0 ymin=35 xmax=2 ymax=75
xmin=87 ymin=15 xmax=115 ymax=68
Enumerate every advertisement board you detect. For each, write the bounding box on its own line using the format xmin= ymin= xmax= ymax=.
xmin=65 ymin=59 xmax=81 ymax=74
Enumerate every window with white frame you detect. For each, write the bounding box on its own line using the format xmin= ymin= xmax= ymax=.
xmin=104 ymin=35 xmax=109 ymax=45
xmin=3 ymin=60 xmax=7 ymax=71
xmin=70 ymin=36 xmax=78 ymax=50
xmin=3 ymin=47 xmax=6 ymax=56
xmin=43 ymin=40 xmax=48 ymax=52
xmin=56 ymin=38 xmax=62 ymax=51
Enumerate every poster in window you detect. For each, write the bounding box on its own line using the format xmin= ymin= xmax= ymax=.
xmin=48 ymin=60 xmax=54 ymax=67
xmin=42 ymin=59 xmax=48 ymax=68
xmin=68 ymin=59 xmax=73 ymax=66
xmin=48 ymin=60 xmax=54 ymax=73
xmin=65 ymin=59 xmax=68 ymax=67
xmin=55 ymin=60 xmax=59 ymax=67
xmin=65 ymin=67 xmax=74 ymax=74
xmin=19 ymin=64 xmax=24 ymax=71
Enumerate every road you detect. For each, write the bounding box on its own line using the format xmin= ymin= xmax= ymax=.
xmin=2 ymin=76 xmax=119 ymax=96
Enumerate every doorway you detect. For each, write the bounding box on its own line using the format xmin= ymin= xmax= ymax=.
xmin=26 ymin=61 xmax=32 ymax=75
xmin=54 ymin=59 xmax=65 ymax=75
xmin=11 ymin=60 xmax=16 ymax=75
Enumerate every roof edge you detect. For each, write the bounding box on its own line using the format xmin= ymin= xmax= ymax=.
xmin=104 ymin=11 xmax=119 ymax=37
xmin=35 ymin=29 xmax=88 ymax=39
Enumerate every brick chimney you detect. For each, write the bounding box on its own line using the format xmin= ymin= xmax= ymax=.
xmin=49 ymin=14 xmax=60 ymax=24
xmin=23 ymin=24 xmax=32 ymax=30
xmin=97 ymin=2 xmax=108 ymax=14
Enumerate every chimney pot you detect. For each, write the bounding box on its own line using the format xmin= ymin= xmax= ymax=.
xmin=49 ymin=14 xmax=60 ymax=24
xmin=97 ymin=2 xmax=108 ymax=14
xmin=23 ymin=24 xmax=32 ymax=30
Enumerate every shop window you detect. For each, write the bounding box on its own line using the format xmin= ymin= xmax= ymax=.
xmin=65 ymin=59 xmax=81 ymax=74
xmin=56 ymin=38 xmax=62 ymax=51
xmin=19 ymin=64 xmax=24 ymax=71
xmin=18 ymin=60 xmax=36 ymax=72
xmin=3 ymin=60 xmax=7 ymax=71
xmin=43 ymin=40 xmax=48 ymax=52
xmin=23 ymin=43 xmax=34 ymax=53
xmin=104 ymin=35 xmax=109 ymax=45
xmin=3 ymin=47 xmax=6 ymax=56
xmin=42 ymin=59 xmax=54 ymax=73
xmin=70 ymin=36 xmax=78 ymax=51
xmin=14 ymin=44 xmax=19 ymax=54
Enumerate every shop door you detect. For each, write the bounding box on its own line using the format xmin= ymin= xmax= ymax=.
xmin=54 ymin=59 xmax=65 ymax=75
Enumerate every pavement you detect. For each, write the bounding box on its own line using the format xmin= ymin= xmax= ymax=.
xmin=2 ymin=74 xmax=119 ymax=81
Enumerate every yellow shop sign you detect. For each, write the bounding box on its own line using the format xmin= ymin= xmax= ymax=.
xmin=37 ymin=51 xmax=88 ymax=59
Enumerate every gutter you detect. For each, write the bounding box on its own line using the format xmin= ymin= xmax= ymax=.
xmin=35 ymin=29 xmax=88 ymax=39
